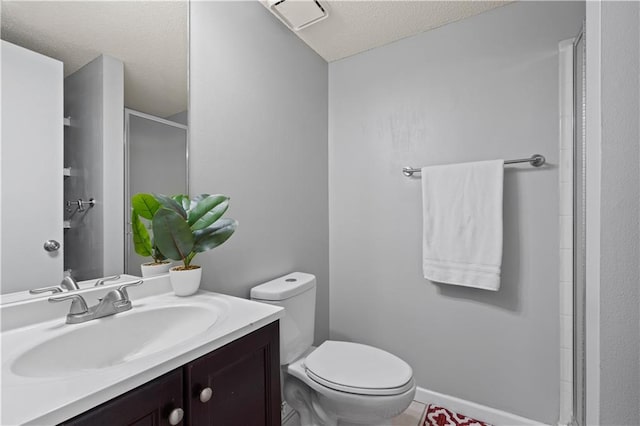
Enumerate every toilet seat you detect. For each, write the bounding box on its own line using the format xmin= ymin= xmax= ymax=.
xmin=304 ymin=341 xmax=414 ymax=396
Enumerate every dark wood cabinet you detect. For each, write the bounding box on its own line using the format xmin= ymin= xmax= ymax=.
xmin=185 ymin=320 xmax=280 ymax=426
xmin=62 ymin=322 xmax=280 ymax=426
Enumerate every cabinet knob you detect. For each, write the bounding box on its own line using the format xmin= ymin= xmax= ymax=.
xmin=168 ymin=407 xmax=184 ymax=425
xmin=43 ymin=240 xmax=60 ymax=252
xmin=199 ymin=387 xmax=213 ymax=403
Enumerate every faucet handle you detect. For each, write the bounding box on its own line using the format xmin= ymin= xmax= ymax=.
xmin=49 ymin=294 xmax=89 ymax=314
xmin=60 ymin=276 xmax=80 ymax=291
xmin=94 ymin=275 xmax=121 ymax=287
xmin=29 ymin=285 xmax=64 ymax=295
xmin=117 ymin=280 xmax=143 ymax=301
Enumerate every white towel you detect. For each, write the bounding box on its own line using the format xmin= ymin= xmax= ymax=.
xmin=421 ymin=159 xmax=504 ymax=291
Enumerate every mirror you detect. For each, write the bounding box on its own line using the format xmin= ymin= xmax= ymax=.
xmin=0 ymin=1 xmax=188 ymax=299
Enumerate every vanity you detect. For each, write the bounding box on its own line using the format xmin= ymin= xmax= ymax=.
xmin=63 ymin=322 xmax=279 ymax=426
xmin=1 ymin=275 xmax=284 ymax=425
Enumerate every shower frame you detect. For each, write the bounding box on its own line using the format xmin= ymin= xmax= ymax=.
xmin=572 ymin=23 xmax=586 ymax=426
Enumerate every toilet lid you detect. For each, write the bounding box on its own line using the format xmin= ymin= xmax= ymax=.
xmin=304 ymin=341 xmax=414 ymax=396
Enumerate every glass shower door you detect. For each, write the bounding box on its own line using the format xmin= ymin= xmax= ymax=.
xmin=124 ymin=109 xmax=188 ymax=276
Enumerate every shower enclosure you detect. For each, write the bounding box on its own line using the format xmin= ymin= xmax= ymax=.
xmin=573 ymin=24 xmax=586 ymax=426
xmin=558 ymin=22 xmax=586 ymax=426
xmin=124 ymin=109 xmax=188 ymax=276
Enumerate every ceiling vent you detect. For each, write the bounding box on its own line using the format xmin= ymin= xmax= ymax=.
xmin=267 ymin=0 xmax=329 ymax=31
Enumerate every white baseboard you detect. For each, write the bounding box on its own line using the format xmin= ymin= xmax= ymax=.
xmin=414 ymin=387 xmax=546 ymax=426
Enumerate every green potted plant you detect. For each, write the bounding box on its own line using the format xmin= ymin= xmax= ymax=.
xmin=150 ymin=193 xmax=238 ymax=296
xmin=131 ymin=193 xmax=172 ymax=277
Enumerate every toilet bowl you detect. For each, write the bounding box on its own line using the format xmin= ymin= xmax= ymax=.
xmin=285 ymin=343 xmax=416 ymax=425
xmin=251 ymin=273 xmax=416 ymax=426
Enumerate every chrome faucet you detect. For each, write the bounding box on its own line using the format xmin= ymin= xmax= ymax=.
xmin=30 ymin=275 xmax=80 ymax=295
xmin=48 ymin=280 xmax=143 ymax=324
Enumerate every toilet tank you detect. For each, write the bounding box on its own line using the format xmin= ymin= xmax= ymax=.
xmin=250 ymin=272 xmax=316 ymax=365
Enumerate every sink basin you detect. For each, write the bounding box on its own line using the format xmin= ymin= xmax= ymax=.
xmin=12 ymin=304 xmax=218 ymax=378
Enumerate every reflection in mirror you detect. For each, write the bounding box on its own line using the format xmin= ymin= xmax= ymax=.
xmin=0 ymin=1 xmax=188 ymax=300
xmin=125 ymin=110 xmax=188 ymax=275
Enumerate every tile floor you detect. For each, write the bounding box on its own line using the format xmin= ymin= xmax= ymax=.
xmin=390 ymin=401 xmax=428 ymax=426
xmin=284 ymin=400 xmax=428 ymax=426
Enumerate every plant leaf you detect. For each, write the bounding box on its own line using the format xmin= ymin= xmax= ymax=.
xmin=131 ymin=210 xmax=152 ymax=257
xmin=188 ymin=194 xmax=230 ymax=231
xmin=152 ymin=209 xmax=194 ymax=261
xmin=132 ymin=193 xmax=161 ymax=220
xmin=193 ymin=218 xmax=238 ymax=253
xmin=153 ymin=193 xmax=187 ymax=219
xmin=172 ymin=194 xmax=191 ymax=212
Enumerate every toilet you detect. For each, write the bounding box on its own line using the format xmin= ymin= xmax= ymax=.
xmin=251 ymin=272 xmax=416 ymax=426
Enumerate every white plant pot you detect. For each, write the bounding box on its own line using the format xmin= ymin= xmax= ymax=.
xmin=169 ymin=266 xmax=202 ymax=296
xmin=140 ymin=261 xmax=172 ymax=277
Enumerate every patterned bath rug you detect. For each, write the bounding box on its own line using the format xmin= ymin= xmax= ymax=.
xmin=423 ymin=404 xmax=492 ymax=426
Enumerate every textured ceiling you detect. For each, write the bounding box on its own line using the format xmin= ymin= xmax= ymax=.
xmin=1 ymin=1 xmax=508 ymax=117
xmin=1 ymin=1 xmax=187 ymax=118
xmin=263 ymin=0 xmax=510 ymax=62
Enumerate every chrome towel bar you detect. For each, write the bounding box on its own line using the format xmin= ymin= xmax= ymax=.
xmin=402 ymin=154 xmax=546 ymax=177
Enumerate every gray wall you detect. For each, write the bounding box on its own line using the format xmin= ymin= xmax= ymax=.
xmin=328 ymin=2 xmax=583 ymax=423
xmin=64 ymin=55 xmax=124 ymax=280
xmin=599 ymin=2 xmax=640 ymax=424
xmin=190 ymin=2 xmax=329 ymax=342
xmin=102 ymin=55 xmax=125 ymax=278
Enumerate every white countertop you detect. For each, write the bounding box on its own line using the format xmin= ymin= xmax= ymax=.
xmin=1 ymin=276 xmax=284 ymax=425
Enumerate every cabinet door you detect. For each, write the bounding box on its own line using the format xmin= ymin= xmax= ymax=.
xmin=1 ymin=40 xmax=64 ymax=292
xmin=61 ymin=369 xmax=184 ymax=426
xmin=185 ymin=322 xmax=280 ymax=426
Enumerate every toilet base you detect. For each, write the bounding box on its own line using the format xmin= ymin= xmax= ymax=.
xmin=285 ymin=376 xmax=338 ymax=426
